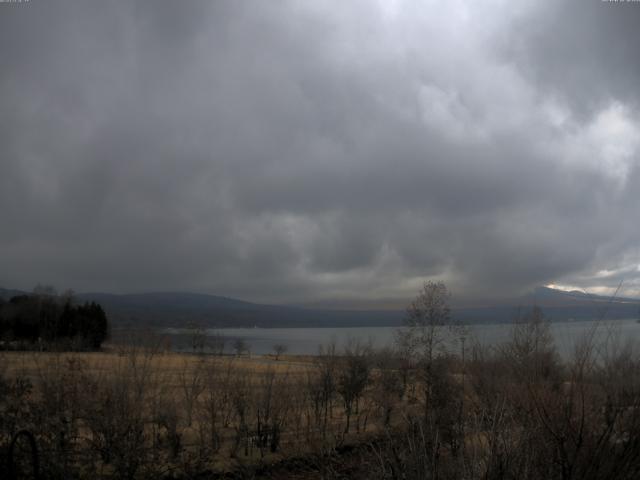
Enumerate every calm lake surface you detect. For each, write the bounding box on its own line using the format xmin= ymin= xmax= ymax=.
xmin=166 ymin=318 xmax=640 ymax=357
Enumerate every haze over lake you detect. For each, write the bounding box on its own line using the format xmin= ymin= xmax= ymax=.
xmin=166 ymin=319 xmax=640 ymax=357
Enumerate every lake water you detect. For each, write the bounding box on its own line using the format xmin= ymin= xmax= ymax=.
xmin=166 ymin=318 xmax=640 ymax=358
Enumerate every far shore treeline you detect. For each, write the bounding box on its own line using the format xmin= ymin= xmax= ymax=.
xmin=0 ymin=286 xmax=109 ymax=350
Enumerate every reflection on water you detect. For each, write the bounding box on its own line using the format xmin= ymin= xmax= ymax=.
xmin=165 ymin=318 xmax=640 ymax=357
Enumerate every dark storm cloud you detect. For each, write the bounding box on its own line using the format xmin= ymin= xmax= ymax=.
xmin=504 ymin=1 xmax=640 ymax=118
xmin=1 ymin=0 xmax=640 ymax=303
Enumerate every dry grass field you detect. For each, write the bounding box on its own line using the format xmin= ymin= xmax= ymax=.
xmin=4 ymin=319 xmax=640 ymax=480
xmin=0 ymin=343 xmax=413 ymax=479
xmin=0 ymin=349 xmax=314 ymax=381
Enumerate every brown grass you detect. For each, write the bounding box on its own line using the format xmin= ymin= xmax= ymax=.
xmin=1 ymin=346 xmax=407 ymax=478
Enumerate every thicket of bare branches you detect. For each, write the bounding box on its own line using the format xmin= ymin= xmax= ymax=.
xmin=369 ymin=306 xmax=640 ymax=480
xmin=3 ymin=310 xmax=640 ymax=479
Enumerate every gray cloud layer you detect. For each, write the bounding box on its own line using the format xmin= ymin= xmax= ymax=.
xmin=1 ymin=0 xmax=640 ymax=304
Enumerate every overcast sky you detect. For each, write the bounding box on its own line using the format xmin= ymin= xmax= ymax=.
xmin=1 ymin=0 xmax=640 ymax=305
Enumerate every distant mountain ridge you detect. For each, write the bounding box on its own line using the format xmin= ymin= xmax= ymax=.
xmin=2 ymin=286 xmax=639 ymax=328
xmin=454 ymin=286 xmax=640 ymax=323
xmin=0 ymin=288 xmax=402 ymax=328
xmin=78 ymin=291 xmax=406 ymax=328
xmin=0 ymin=287 xmax=27 ymax=300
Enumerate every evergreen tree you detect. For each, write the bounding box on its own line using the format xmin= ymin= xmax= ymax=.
xmin=0 ymin=289 xmax=109 ymax=350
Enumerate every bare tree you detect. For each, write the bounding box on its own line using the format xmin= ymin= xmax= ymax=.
xmin=198 ymin=358 xmax=236 ymax=454
xmin=397 ymin=281 xmax=453 ymax=362
xmin=337 ymin=340 xmax=371 ymax=434
xmin=178 ymin=357 xmax=205 ymax=426
xmin=396 ymin=281 xmax=457 ymax=422
xmin=307 ymin=342 xmax=339 ymax=440
xmin=186 ymin=322 xmax=207 ymax=354
xmin=504 ymin=305 xmax=559 ymax=382
xmin=232 ymin=338 xmax=249 ymax=356
xmin=82 ymin=347 xmax=159 ymax=479
xmin=273 ymin=344 xmax=287 ymax=360
xmin=210 ymin=331 xmax=226 ymax=356
xmin=371 ymin=348 xmax=404 ymax=428
xmin=230 ymin=369 xmax=252 ymax=457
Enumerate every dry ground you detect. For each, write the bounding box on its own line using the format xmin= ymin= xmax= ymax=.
xmin=0 ymin=348 xmax=314 ymax=380
xmin=1 ymin=346 xmax=406 ymax=477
